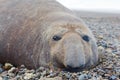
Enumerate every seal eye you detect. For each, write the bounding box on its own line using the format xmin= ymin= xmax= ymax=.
xmin=53 ymin=35 xmax=61 ymax=41
xmin=82 ymin=35 xmax=90 ymax=42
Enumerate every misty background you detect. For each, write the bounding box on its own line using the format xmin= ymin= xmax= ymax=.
xmin=57 ymin=0 xmax=120 ymax=13
xmin=57 ymin=0 xmax=120 ymax=17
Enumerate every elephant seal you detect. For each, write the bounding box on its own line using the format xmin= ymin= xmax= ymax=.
xmin=0 ymin=0 xmax=98 ymax=71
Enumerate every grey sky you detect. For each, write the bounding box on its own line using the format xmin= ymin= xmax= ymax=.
xmin=57 ymin=0 xmax=120 ymax=13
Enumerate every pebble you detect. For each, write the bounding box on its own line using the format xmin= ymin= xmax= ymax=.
xmin=15 ymin=75 xmax=23 ymax=80
xmin=8 ymin=73 xmax=15 ymax=77
xmin=104 ymin=74 xmax=111 ymax=77
xmin=47 ymin=72 xmax=57 ymax=78
xmin=0 ymin=77 xmax=2 ymax=80
xmin=105 ymin=64 xmax=113 ymax=70
xmin=26 ymin=69 xmax=35 ymax=73
xmin=3 ymin=63 xmax=13 ymax=70
xmin=65 ymin=73 xmax=71 ymax=79
xmin=96 ymin=76 xmax=103 ymax=80
xmin=98 ymin=46 xmax=105 ymax=59
xmin=98 ymin=35 xmax=104 ymax=39
xmin=20 ymin=64 xmax=25 ymax=68
xmin=78 ymin=74 xmax=88 ymax=80
xmin=0 ymin=68 xmax=3 ymax=73
xmin=2 ymin=76 xmax=9 ymax=80
xmin=18 ymin=70 xmax=25 ymax=75
xmin=97 ymin=40 xmax=107 ymax=48
xmin=39 ymin=77 xmax=62 ymax=80
xmin=98 ymin=46 xmax=105 ymax=52
xmin=8 ymin=67 xmax=16 ymax=73
xmin=109 ymin=75 xmax=117 ymax=80
xmin=35 ymin=72 xmax=41 ymax=79
xmin=38 ymin=67 xmax=45 ymax=72
xmin=105 ymin=48 xmax=113 ymax=54
xmin=41 ymin=70 xmax=47 ymax=77
xmin=24 ymin=73 xmax=35 ymax=79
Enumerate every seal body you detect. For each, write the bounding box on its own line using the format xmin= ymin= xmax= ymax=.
xmin=0 ymin=0 xmax=98 ymax=70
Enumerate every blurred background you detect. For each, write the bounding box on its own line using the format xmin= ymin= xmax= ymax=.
xmin=57 ymin=0 xmax=120 ymax=16
xmin=57 ymin=0 xmax=120 ymax=13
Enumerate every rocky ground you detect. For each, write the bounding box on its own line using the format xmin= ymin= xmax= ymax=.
xmin=0 ymin=17 xmax=120 ymax=80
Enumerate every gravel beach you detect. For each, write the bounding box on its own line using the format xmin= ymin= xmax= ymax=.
xmin=0 ymin=16 xmax=120 ymax=80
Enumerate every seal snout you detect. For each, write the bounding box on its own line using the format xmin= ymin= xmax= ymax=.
xmin=63 ymin=33 xmax=86 ymax=72
xmin=64 ymin=59 xmax=85 ymax=72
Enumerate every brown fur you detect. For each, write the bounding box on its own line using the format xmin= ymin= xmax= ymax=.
xmin=0 ymin=0 xmax=98 ymax=69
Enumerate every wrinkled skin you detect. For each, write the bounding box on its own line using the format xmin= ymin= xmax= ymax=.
xmin=0 ymin=0 xmax=99 ymax=71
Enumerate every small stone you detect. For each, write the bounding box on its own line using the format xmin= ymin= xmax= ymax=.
xmin=105 ymin=48 xmax=112 ymax=54
xmin=24 ymin=73 xmax=35 ymax=79
xmin=18 ymin=70 xmax=25 ymax=75
xmin=98 ymin=35 xmax=104 ymax=39
xmin=87 ymin=73 xmax=92 ymax=79
xmin=111 ymin=53 xmax=118 ymax=58
xmin=3 ymin=63 xmax=13 ymax=70
xmin=105 ymin=64 xmax=113 ymax=70
xmin=41 ymin=71 xmax=47 ymax=77
xmin=20 ymin=64 xmax=25 ymax=68
xmin=98 ymin=46 xmax=105 ymax=58
xmin=30 ymin=69 xmax=35 ymax=73
xmin=47 ymin=72 xmax=57 ymax=78
xmin=2 ymin=76 xmax=9 ymax=80
xmin=36 ymin=67 xmax=45 ymax=72
xmin=35 ymin=73 xmax=41 ymax=79
xmin=0 ymin=71 xmax=8 ymax=76
xmin=98 ymin=46 xmax=105 ymax=52
xmin=78 ymin=74 xmax=88 ymax=80
xmin=8 ymin=67 xmax=16 ymax=73
xmin=54 ymin=77 xmax=62 ymax=80
xmin=0 ymin=77 xmax=2 ymax=80
xmin=71 ymin=73 xmax=77 ymax=77
xmin=96 ymin=76 xmax=103 ymax=80
xmin=8 ymin=73 xmax=15 ymax=77
xmin=109 ymin=75 xmax=117 ymax=80
xmin=104 ymin=74 xmax=111 ymax=77
xmin=39 ymin=67 xmax=45 ymax=71
xmin=65 ymin=73 xmax=71 ymax=79
xmin=0 ymin=68 xmax=3 ymax=73
xmin=97 ymin=40 xmax=107 ymax=48
xmin=91 ymin=76 xmax=97 ymax=80
xmin=26 ymin=69 xmax=35 ymax=73
xmin=39 ymin=77 xmax=62 ymax=80
xmin=15 ymin=75 xmax=23 ymax=80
